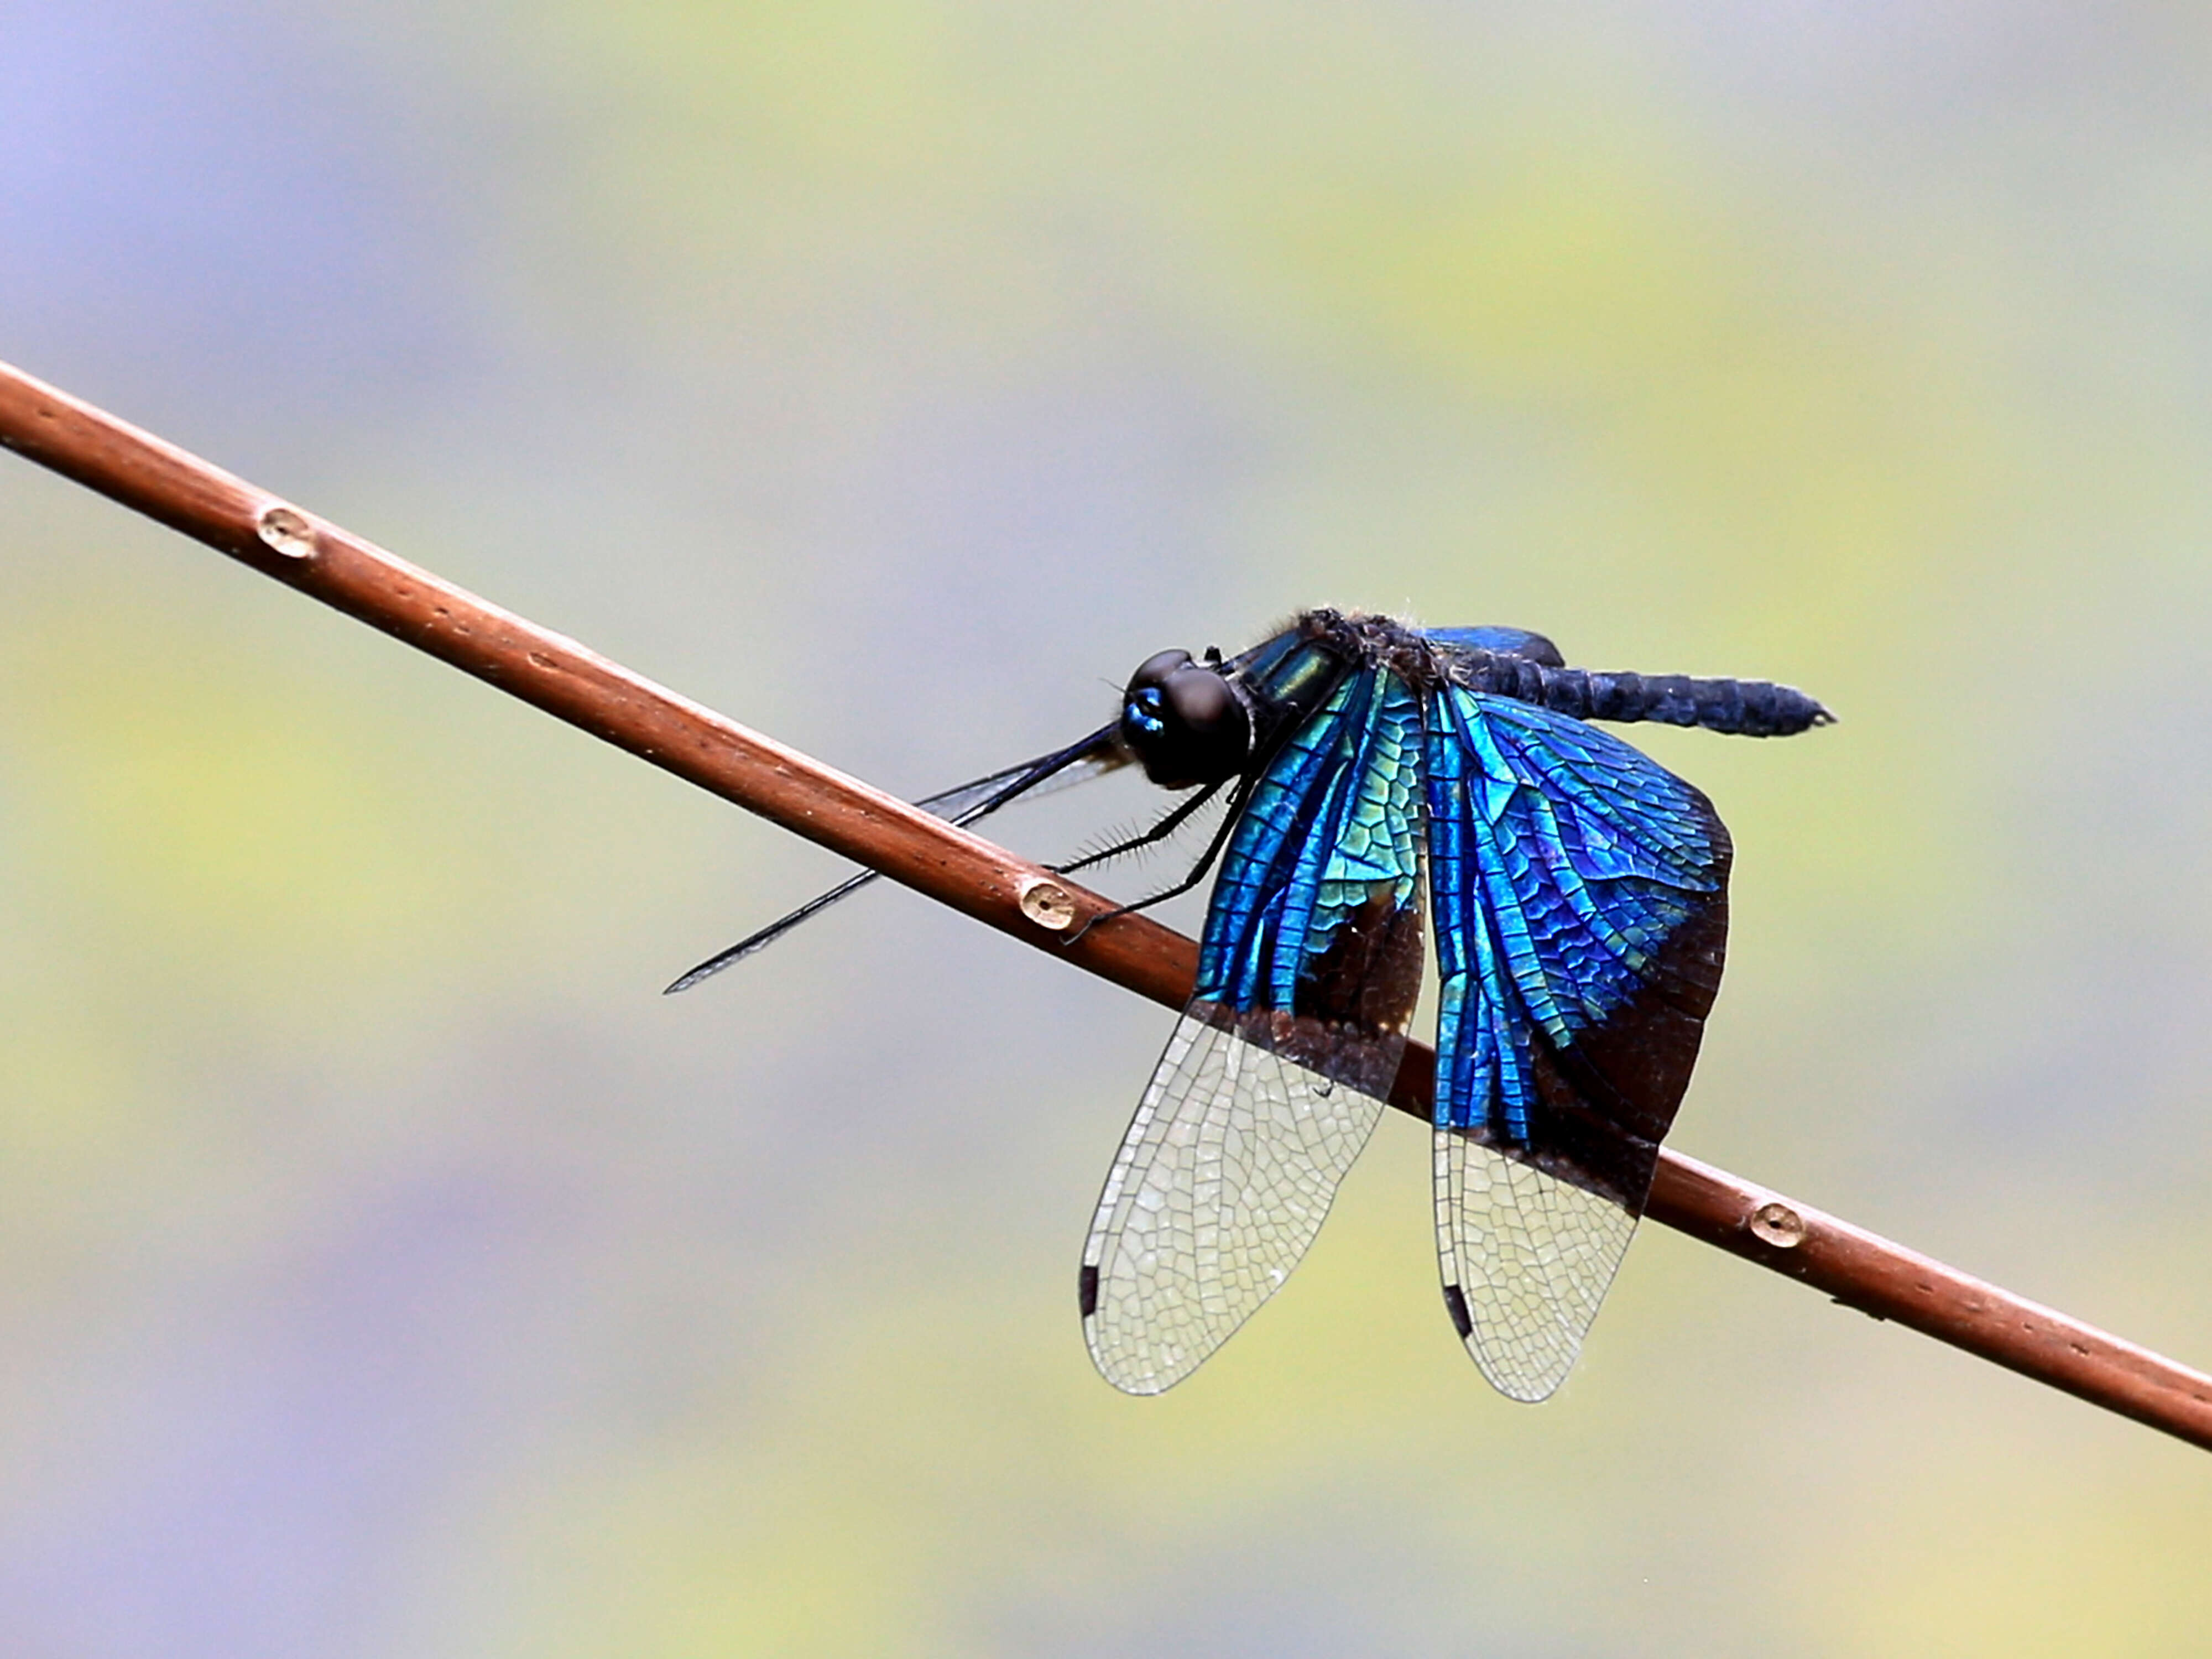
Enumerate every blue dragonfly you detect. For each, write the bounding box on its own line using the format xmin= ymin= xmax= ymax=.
xmin=671 ymin=610 xmax=1829 ymax=1401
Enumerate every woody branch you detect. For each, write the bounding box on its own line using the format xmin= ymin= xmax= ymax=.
xmin=2 ymin=356 xmax=2206 ymax=1452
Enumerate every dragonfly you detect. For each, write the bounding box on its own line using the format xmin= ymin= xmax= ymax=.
xmin=670 ymin=609 xmax=1830 ymax=1401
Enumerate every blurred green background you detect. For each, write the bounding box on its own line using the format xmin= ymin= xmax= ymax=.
xmin=6 ymin=3 xmax=2212 ymax=1653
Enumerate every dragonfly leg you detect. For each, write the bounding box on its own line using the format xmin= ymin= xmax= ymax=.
xmin=1064 ymin=775 xmax=1252 ymax=945
xmin=1054 ymin=779 xmax=1227 ymax=877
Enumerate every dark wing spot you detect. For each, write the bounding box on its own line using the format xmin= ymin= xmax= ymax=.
xmin=1443 ymin=1282 xmax=1474 ymax=1339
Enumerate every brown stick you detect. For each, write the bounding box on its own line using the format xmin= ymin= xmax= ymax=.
xmin=6 ymin=355 xmax=2208 ymax=1451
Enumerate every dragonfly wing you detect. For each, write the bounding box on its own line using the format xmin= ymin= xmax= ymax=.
xmin=667 ymin=723 xmax=1127 ymax=992
xmin=1425 ymin=685 xmax=1730 ymax=1400
xmin=1433 ymin=1128 xmax=1640 ymax=1401
xmin=1082 ymin=664 xmax=1427 ymax=1393
xmin=1080 ymin=1011 xmax=1390 ymax=1394
xmin=913 ymin=726 xmax=1130 ymax=820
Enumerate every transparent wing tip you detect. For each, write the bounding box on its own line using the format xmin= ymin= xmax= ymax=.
xmin=1078 ymin=1012 xmax=1394 ymax=1401
xmin=1083 ymin=1329 xmax=1186 ymax=1396
xmin=1443 ymin=1282 xmax=1580 ymax=1403
xmin=1079 ymin=1257 xmax=1201 ymax=1396
xmin=1435 ymin=1129 xmax=1639 ymax=1406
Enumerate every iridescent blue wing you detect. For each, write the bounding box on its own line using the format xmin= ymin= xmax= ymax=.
xmin=1424 ymin=685 xmax=1730 ymax=1401
xmin=1419 ymin=625 xmax=1564 ymax=666
xmin=1081 ymin=664 xmax=1426 ymax=1394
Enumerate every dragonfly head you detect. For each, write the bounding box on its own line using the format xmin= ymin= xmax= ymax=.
xmin=1119 ymin=649 xmax=1253 ymax=790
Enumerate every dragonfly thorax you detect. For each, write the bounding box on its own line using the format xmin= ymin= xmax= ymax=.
xmin=1119 ymin=649 xmax=1254 ymax=790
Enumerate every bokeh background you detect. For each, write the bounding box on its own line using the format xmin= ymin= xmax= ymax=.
xmin=6 ymin=3 xmax=2212 ymax=1653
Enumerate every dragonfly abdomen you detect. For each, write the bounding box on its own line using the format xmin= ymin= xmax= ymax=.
xmin=1460 ymin=656 xmax=1832 ymax=738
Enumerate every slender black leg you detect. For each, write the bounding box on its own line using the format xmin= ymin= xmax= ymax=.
xmin=1063 ymin=774 xmax=1255 ymax=945
xmin=1053 ymin=779 xmax=1227 ymax=877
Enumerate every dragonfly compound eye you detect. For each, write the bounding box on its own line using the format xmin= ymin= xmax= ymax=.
xmin=1120 ymin=650 xmax=1250 ymax=789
